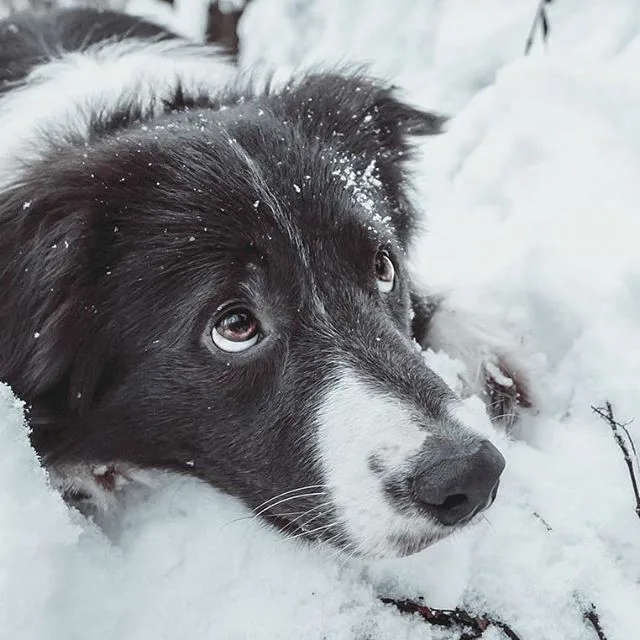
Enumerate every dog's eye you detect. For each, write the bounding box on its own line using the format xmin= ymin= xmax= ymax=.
xmin=212 ymin=309 xmax=261 ymax=352
xmin=375 ymin=250 xmax=395 ymax=293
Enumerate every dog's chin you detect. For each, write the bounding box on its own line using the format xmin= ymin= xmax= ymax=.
xmin=333 ymin=526 xmax=457 ymax=559
xmin=383 ymin=527 xmax=458 ymax=558
xmin=358 ymin=516 xmax=480 ymax=559
xmin=267 ymin=511 xmax=476 ymax=559
xmin=382 ymin=508 xmax=490 ymax=558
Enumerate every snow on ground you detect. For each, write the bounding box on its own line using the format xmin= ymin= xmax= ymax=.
xmin=2 ymin=1 xmax=640 ymax=639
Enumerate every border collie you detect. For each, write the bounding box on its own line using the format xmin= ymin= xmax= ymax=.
xmin=0 ymin=8 xmax=530 ymax=558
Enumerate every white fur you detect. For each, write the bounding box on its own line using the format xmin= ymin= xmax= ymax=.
xmin=315 ymin=370 xmax=452 ymax=557
xmin=0 ymin=37 xmax=234 ymax=192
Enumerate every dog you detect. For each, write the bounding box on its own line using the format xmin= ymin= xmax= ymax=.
xmin=0 ymin=8 xmax=530 ymax=558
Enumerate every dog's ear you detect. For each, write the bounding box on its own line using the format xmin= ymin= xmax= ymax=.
xmin=280 ymin=72 xmax=446 ymax=163
xmin=277 ymin=73 xmax=446 ymax=243
xmin=0 ymin=173 xmax=102 ymax=426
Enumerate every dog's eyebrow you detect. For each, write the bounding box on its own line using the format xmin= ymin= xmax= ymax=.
xmin=224 ymin=133 xmax=302 ymax=239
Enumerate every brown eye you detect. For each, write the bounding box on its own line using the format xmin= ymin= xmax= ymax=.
xmin=375 ymin=250 xmax=395 ymax=293
xmin=212 ymin=309 xmax=260 ymax=352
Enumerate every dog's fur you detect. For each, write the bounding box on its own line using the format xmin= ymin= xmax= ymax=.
xmin=0 ymin=9 xmax=528 ymax=557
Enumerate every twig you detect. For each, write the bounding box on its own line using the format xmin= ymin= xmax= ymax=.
xmin=532 ymin=511 xmax=552 ymax=531
xmin=380 ymin=598 xmax=522 ymax=640
xmin=524 ymin=0 xmax=553 ymax=54
xmin=584 ymin=604 xmax=608 ymax=640
xmin=592 ymin=402 xmax=640 ymax=520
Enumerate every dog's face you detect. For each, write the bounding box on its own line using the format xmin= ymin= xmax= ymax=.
xmin=1 ymin=74 xmax=504 ymax=557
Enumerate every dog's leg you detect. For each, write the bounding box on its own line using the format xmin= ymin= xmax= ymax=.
xmin=411 ymin=292 xmax=533 ymax=427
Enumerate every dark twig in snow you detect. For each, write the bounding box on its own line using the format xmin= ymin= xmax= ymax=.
xmin=592 ymin=402 xmax=640 ymax=520
xmin=532 ymin=511 xmax=553 ymax=531
xmin=380 ymin=598 xmax=522 ymax=640
xmin=524 ymin=0 xmax=554 ymax=54
xmin=584 ymin=605 xmax=609 ymax=640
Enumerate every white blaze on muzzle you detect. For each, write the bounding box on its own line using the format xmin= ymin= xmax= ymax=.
xmin=314 ymin=369 xmax=445 ymax=557
xmin=314 ymin=367 xmax=505 ymax=557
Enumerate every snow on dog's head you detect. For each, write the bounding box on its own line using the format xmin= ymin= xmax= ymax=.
xmin=0 ymin=60 xmax=504 ymax=557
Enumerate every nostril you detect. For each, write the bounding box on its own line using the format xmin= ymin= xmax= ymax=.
xmin=419 ymin=492 xmax=474 ymax=527
xmin=440 ymin=493 xmax=468 ymax=511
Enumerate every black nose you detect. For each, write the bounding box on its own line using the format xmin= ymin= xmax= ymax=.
xmin=411 ymin=439 xmax=506 ymax=526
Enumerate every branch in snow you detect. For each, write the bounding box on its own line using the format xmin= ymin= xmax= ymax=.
xmin=524 ymin=0 xmax=553 ymax=55
xmin=531 ymin=511 xmax=552 ymax=531
xmin=380 ymin=598 xmax=522 ymax=640
xmin=592 ymin=402 xmax=640 ymax=521
xmin=584 ymin=605 xmax=608 ymax=640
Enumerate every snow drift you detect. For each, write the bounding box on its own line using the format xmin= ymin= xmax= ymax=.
xmin=1 ymin=1 xmax=639 ymax=638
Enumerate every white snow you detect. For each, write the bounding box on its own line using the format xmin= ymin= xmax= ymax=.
xmin=2 ymin=1 xmax=640 ymax=639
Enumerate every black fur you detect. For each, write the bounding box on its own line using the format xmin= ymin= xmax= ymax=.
xmin=0 ymin=9 xmax=512 ymax=555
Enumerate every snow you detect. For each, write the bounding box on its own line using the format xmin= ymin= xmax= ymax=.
xmin=2 ymin=0 xmax=640 ymax=639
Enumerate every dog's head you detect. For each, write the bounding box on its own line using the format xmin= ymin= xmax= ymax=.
xmin=0 ymin=73 xmax=504 ymax=557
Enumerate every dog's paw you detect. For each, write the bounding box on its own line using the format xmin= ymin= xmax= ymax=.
xmin=47 ymin=461 xmax=136 ymax=513
xmin=415 ymin=297 xmax=535 ymax=428
xmin=479 ymin=353 xmax=533 ymax=427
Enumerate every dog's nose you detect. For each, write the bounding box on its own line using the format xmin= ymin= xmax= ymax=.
xmin=412 ymin=438 xmax=505 ymax=526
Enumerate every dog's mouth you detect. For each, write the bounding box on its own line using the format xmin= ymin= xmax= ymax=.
xmin=260 ymin=483 xmax=499 ymax=558
xmin=387 ymin=529 xmax=453 ymax=557
xmin=382 ymin=501 xmax=493 ymax=558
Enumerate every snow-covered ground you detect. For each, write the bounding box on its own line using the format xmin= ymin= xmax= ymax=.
xmin=1 ymin=1 xmax=640 ymax=638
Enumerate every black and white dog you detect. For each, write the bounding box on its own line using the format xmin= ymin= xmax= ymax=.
xmin=0 ymin=9 xmax=530 ymax=558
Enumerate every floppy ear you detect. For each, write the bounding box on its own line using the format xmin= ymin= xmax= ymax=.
xmin=277 ymin=73 xmax=446 ymax=243
xmin=280 ymin=72 xmax=446 ymax=162
xmin=0 ymin=170 xmax=103 ymax=433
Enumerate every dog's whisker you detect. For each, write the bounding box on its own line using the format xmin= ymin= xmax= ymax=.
xmin=290 ymin=507 xmax=331 ymax=533
xmin=322 ymin=530 xmax=344 ymax=549
xmin=280 ymin=521 xmax=339 ymax=543
xmin=253 ymin=492 xmax=327 ymax=520
xmin=251 ymin=484 xmax=328 ymax=515
xmin=220 ymin=492 xmax=328 ymax=530
xmin=336 ymin=543 xmax=361 ymax=571
xmin=283 ymin=500 xmax=333 ymax=525
xmin=322 ymin=528 xmax=352 ymax=563
xmin=489 ymin=411 xmax=518 ymax=424
xmin=481 ymin=515 xmax=496 ymax=532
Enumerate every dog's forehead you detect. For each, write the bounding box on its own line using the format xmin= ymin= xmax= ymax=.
xmin=162 ymin=106 xmax=393 ymax=216
xmin=77 ymin=109 xmax=406 ymax=311
xmin=220 ymin=181 xmax=397 ymax=297
xmin=156 ymin=117 xmax=400 ymax=261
